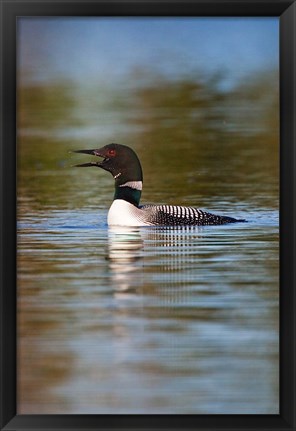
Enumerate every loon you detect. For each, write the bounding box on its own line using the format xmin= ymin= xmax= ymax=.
xmin=73 ymin=143 xmax=245 ymax=227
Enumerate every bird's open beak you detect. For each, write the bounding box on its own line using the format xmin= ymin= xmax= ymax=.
xmin=71 ymin=149 xmax=106 ymax=167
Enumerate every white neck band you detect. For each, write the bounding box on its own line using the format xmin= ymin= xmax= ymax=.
xmin=119 ymin=181 xmax=142 ymax=191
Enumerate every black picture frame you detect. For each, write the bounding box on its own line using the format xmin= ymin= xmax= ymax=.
xmin=1 ymin=1 xmax=295 ymax=430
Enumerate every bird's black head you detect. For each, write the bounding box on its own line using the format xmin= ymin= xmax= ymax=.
xmin=73 ymin=143 xmax=143 ymax=186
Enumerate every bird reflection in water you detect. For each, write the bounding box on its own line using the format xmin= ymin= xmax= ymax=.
xmin=106 ymin=226 xmax=144 ymax=293
xmin=106 ymin=226 xmax=204 ymax=298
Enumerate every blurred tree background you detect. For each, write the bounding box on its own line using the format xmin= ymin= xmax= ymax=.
xmin=17 ymin=69 xmax=278 ymax=209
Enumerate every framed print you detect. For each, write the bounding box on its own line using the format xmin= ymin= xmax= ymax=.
xmin=1 ymin=0 xmax=295 ymax=430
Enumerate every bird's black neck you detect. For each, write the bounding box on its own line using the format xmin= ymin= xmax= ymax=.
xmin=114 ymin=186 xmax=141 ymax=207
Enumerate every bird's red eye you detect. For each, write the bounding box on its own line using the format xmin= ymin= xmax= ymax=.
xmin=108 ymin=149 xmax=116 ymax=156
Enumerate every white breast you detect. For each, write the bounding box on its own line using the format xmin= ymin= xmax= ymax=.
xmin=107 ymin=199 xmax=151 ymax=227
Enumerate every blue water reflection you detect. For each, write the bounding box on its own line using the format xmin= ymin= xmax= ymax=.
xmin=17 ymin=209 xmax=278 ymax=414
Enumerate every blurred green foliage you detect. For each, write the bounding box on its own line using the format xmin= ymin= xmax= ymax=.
xmin=17 ymin=70 xmax=279 ymax=210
